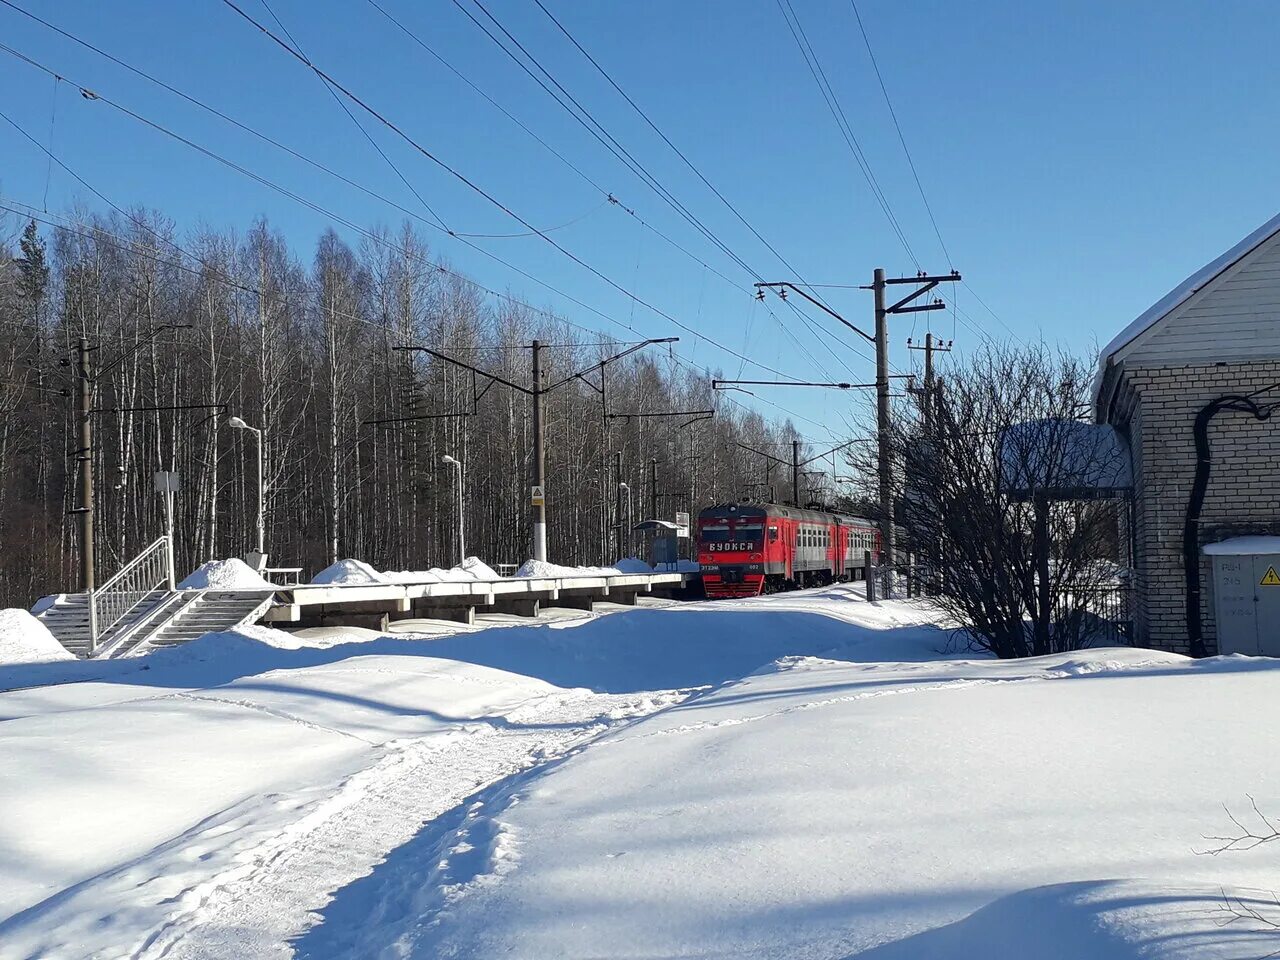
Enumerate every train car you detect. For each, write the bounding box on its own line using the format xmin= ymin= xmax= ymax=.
xmin=697 ymin=502 xmax=880 ymax=599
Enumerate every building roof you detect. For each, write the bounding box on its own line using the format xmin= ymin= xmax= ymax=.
xmin=999 ymin=419 xmax=1132 ymax=500
xmin=1100 ymin=211 xmax=1280 ymax=363
xmin=1094 ymin=211 xmax=1280 ymax=413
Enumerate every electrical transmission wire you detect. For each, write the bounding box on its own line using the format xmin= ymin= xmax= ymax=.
xmin=0 ymin=10 xmax=858 ymax=428
xmin=257 ymin=0 xmax=451 ymax=234
xmin=1 ymin=0 xmax=861 ymax=395
xmin=526 ymin=0 xmax=844 ymax=313
xmin=215 ymin=0 xmax=809 ymax=379
xmin=447 ymin=0 xmax=764 ymax=286
xmin=773 ymin=0 xmax=918 ymax=268
xmin=848 ymin=1 xmax=1025 ymax=346
xmin=474 ymin=0 xmax=869 ymax=376
xmin=0 ymin=48 xmax=803 ymax=384
xmin=848 ymin=0 xmax=949 ymax=268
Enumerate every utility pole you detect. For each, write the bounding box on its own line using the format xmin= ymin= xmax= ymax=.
xmin=396 ymin=337 xmax=674 ymax=564
xmin=530 ymin=339 xmax=547 ymax=562
xmin=908 ymin=332 xmax=953 ymax=433
xmin=614 ymin=450 xmax=624 ymax=560
xmin=864 ymin=269 xmax=962 ymax=597
xmin=792 ymin=439 xmax=801 ymax=507
xmin=649 ymin=457 xmax=658 ymax=521
xmin=76 ymin=337 xmax=95 ymax=597
xmin=872 ymin=268 xmax=893 ymax=585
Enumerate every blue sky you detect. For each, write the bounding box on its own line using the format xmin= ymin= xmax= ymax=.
xmin=1 ymin=0 xmax=1276 ymax=438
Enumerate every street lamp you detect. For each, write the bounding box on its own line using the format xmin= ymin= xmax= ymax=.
xmin=227 ymin=416 xmax=265 ymax=556
xmin=442 ymin=454 xmax=465 ymax=565
xmin=619 ymin=481 xmax=632 ymax=558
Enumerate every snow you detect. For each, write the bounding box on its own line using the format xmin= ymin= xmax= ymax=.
xmin=611 ymin=557 xmax=652 ymax=573
xmin=383 ymin=556 xmax=502 ymax=583
xmin=1203 ymin=535 xmax=1280 ymax=555
xmin=179 ymin=557 xmax=275 ymax=590
xmin=1099 ymin=210 xmax=1280 ymax=363
xmin=315 ymin=557 xmax=502 ymax=585
xmin=1094 ymin=210 xmax=1280 ymax=401
xmin=310 ymin=556 xmax=691 ymax=585
xmin=0 ymin=609 xmax=73 ymax=664
xmin=2 ymin=584 xmax=1278 ymax=959
xmin=310 ymin=558 xmax=389 ymax=585
xmin=514 ymin=557 xmax=683 ymax=578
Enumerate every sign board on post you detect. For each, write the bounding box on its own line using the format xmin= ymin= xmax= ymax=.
xmin=153 ymin=471 xmax=180 ymax=493
xmin=675 ymin=511 xmax=690 ymax=538
xmin=530 ymin=485 xmax=545 ymax=506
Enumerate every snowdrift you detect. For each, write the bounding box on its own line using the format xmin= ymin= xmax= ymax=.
xmin=0 ymin=609 xmax=73 ymax=664
xmin=311 ymin=558 xmax=389 ymax=585
xmin=179 ymin=558 xmax=274 ymax=590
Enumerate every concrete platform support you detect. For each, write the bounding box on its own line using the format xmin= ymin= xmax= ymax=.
xmin=549 ymin=594 xmax=594 ymax=612
xmin=295 ymin=611 xmax=389 ymax=631
xmin=492 ymin=597 xmax=541 ymax=617
xmin=430 ymin=605 xmax=476 ymax=625
xmin=611 ymin=590 xmax=639 ymax=606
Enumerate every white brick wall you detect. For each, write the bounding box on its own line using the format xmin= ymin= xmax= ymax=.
xmin=1119 ymin=361 xmax=1280 ymax=654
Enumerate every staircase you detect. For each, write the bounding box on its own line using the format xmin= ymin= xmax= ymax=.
xmin=142 ymin=590 xmax=275 ymax=650
xmin=37 ymin=591 xmax=171 ymax=659
xmin=37 ymin=589 xmax=276 ymax=659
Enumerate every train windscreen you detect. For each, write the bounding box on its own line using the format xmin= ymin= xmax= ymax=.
xmin=699 ymin=520 xmax=764 ymax=552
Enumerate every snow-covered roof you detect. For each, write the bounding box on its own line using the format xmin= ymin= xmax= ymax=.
xmin=1100 ymin=211 xmax=1280 ymax=364
xmin=1203 ymin=535 xmax=1280 ymax=556
xmin=999 ymin=419 xmax=1131 ymax=499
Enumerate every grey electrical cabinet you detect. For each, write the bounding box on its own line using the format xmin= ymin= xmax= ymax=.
xmin=1208 ymin=539 xmax=1280 ymax=656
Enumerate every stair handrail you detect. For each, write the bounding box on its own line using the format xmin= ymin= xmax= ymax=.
xmin=89 ymin=536 xmax=172 ymax=655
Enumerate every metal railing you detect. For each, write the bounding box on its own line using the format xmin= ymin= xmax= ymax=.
xmin=1058 ymin=584 xmax=1135 ymax=646
xmin=89 ymin=536 xmax=171 ymax=655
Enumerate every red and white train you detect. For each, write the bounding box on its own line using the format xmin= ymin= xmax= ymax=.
xmin=696 ymin=502 xmax=881 ymax=599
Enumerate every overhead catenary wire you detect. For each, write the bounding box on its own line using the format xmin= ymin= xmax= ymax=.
xmin=446 ymin=0 xmax=763 ymax=286
xmin=516 ymin=0 xmax=879 ymax=376
xmin=215 ymin=0 xmax=811 ymax=380
xmin=452 ymin=0 xmax=864 ymax=379
xmin=773 ymin=0 xmax=918 ymax=268
xmin=0 ymin=0 xmax=746 ymax=294
xmin=527 ymin=0 xmax=844 ymax=314
xmin=256 ymin=0 xmax=451 ymax=233
xmin=1 ymin=0 xmax=858 ymax=399
xmin=848 ymin=0 xmax=949 ymax=268
xmin=0 ymin=40 xmax=806 ymax=383
xmin=0 ymin=13 xmax=861 ymax=433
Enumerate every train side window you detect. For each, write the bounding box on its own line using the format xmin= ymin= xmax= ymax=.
xmin=768 ymin=525 xmax=779 ymax=542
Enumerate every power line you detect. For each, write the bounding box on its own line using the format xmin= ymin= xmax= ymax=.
xmin=503 ymin=0 xmax=871 ymax=377
xmin=257 ymin=0 xmax=450 ymax=233
xmin=0 ymin=40 xmax=804 ymax=382
xmin=216 ymin=0 xmax=800 ymax=379
xmin=774 ymin=0 xmax=917 ymax=267
xmin=0 ymin=0 xmax=747 ymax=293
xmin=447 ymin=0 xmax=763 ymax=286
xmin=0 ymin=20 xmax=856 ymax=431
xmin=1 ymin=0 xmax=857 ymax=391
xmin=848 ymin=0 xmax=949 ymax=268
xmin=527 ymin=0 xmax=843 ymax=313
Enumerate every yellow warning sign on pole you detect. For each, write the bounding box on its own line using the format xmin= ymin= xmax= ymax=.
xmin=1261 ymin=566 xmax=1280 ymax=586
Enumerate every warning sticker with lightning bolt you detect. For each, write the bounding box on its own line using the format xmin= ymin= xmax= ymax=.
xmin=1261 ymin=566 xmax=1280 ymax=586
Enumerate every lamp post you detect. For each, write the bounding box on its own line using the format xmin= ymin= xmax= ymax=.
xmin=227 ymin=416 xmax=265 ymax=556
xmin=442 ymin=454 xmax=465 ymax=565
xmin=619 ymin=481 xmax=632 ymax=559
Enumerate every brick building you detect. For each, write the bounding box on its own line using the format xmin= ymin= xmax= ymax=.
xmin=1095 ymin=213 xmax=1280 ymax=654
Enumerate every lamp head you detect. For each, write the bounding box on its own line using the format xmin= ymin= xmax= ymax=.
xmin=227 ymin=416 xmax=249 ymax=430
xmin=442 ymin=455 xmax=457 ymax=465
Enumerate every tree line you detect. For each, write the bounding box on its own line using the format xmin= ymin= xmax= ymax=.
xmin=0 ymin=205 xmax=822 ymax=607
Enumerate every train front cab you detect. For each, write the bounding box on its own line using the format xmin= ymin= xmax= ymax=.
xmin=697 ymin=507 xmax=769 ymax=598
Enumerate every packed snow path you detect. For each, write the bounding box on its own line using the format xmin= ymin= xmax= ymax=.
xmin=3 ymin=586 xmax=1280 ymax=958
